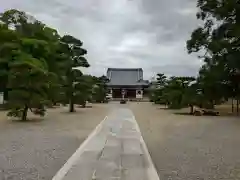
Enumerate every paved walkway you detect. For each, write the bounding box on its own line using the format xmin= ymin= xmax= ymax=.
xmin=52 ymin=108 xmax=159 ymax=180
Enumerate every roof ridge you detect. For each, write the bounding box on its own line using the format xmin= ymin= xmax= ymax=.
xmin=107 ymin=68 xmax=143 ymax=71
xmin=106 ymin=67 xmax=149 ymax=86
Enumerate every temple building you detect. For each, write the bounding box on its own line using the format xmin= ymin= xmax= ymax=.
xmin=106 ymin=68 xmax=149 ymax=100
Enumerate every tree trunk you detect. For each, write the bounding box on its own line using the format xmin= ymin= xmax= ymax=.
xmin=237 ymin=98 xmax=239 ymax=115
xmin=209 ymin=100 xmax=214 ymax=109
xmin=232 ymin=98 xmax=234 ymax=113
xmin=3 ymin=90 xmax=8 ymax=101
xmin=69 ymin=73 xmax=75 ymax=112
xmin=81 ymin=101 xmax=86 ymax=108
xmin=189 ymin=105 xmax=194 ymax=114
xmin=69 ymin=96 xmax=75 ymax=112
xmin=22 ymin=105 xmax=28 ymax=121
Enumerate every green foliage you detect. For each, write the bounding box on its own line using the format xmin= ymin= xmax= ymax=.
xmin=186 ymin=0 xmax=240 ymax=110
xmin=7 ymin=53 xmax=49 ymax=120
xmin=60 ymin=35 xmax=89 ymax=112
xmin=60 ymin=35 xmax=89 ymax=68
xmin=0 ymin=9 xmax=91 ymax=119
xmin=75 ymin=74 xmax=94 ymax=107
xmin=151 ymin=74 xmax=196 ymax=109
xmin=92 ymin=76 xmax=109 ymax=103
xmin=149 ymin=73 xmax=167 ymax=103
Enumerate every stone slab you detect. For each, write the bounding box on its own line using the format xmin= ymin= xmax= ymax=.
xmin=52 ymin=108 xmax=159 ymax=180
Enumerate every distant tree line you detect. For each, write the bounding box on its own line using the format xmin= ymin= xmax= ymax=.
xmin=150 ymin=0 xmax=240 ymax=114
xmin=0 ymin=9 xmax=108 ymax=121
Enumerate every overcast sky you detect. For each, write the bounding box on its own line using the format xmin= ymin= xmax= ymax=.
xmin=1 ymin=0 xmax=202 ymax=79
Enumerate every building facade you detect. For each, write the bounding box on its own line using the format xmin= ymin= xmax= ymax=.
xmin=106 ymin=68 xmax=149 ymax=100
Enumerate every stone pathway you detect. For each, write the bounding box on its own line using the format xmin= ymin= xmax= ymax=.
xmin=52 ymin=108 xmax=159 ymax=180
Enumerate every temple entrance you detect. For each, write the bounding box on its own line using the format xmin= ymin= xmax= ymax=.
xmin=126 ymin=89 xmax=136 ymax=98
xmin=112 ymin=89 xmax=122 ymax=98
xmin=106 ymin=68 xmax=149 ymax=101
xmin=112 ymin=89 xmax=136 ymax=98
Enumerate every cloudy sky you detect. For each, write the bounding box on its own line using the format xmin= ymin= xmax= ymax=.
xmin=1 ymin=0 xmax=202 ymax=79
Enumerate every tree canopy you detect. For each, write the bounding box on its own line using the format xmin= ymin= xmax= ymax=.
xmin=151 ymin=0 xmax=240 ymax=114
xmin=186 ymin=0 xmax=240 ymax=112
xmin=0 ymin=9 xmax=95 ymax=120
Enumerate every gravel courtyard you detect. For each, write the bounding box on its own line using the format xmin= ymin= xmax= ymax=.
xmin=1 ymin=102 xmax=240 ymax=180
xmin=0 ymin=104 xmax=109 ymax=180
xmin=129 ymin=102 xmax=240 ymax=180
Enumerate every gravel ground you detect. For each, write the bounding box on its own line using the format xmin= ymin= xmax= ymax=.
xmin=0 ymin=104 xmax=109 ymax=180
xmin=1 ymin=102 xmax=240 ymax=180
xmin=128 ymin=102 xmax=240 ymax=180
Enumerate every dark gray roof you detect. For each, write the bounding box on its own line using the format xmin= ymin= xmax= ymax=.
xmin=107 ymin=68 xmax=149 ymax=86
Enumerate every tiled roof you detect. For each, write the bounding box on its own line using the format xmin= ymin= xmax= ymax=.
xmin=107 ymin=68 xmax=149 ymax=86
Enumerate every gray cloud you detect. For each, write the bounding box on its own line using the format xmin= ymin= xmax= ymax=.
xmin=0 ymin=0 xmax=202 ymax=79
xmin=148 ymin=64 xmax=200 ymax=78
